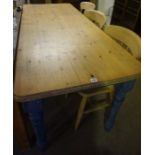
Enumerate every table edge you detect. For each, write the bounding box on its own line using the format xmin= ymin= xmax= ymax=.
xmin=14 ymin=74 xmax=141 ymax=102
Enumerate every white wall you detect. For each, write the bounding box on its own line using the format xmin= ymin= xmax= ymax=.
xmin=98 ymin=0 xmax=115 ymax=24
xmin=14 ymin=0 xmax=25 ymax=6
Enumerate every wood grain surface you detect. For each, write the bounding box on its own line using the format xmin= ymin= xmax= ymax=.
xmin=14 ymin=4 xmax=140 ymax=102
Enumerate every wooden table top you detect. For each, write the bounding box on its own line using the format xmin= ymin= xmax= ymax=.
xmin=14 ymin=4 xmax=140 ymax=102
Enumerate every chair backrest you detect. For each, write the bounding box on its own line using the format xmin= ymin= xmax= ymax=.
xmin=84 ymin=10 xmax=106 ymax=29
xmin=104 ymin=25 xmax=141 ymax=60
xmin=80 ymin=1 xmax=96 ymax=13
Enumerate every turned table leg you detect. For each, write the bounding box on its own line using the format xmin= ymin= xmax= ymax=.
xmin=23 ymin=99 xmax=47 ymax=151
xmin=104 ymin=80 xmax=136 ymax=131
xmin=14 ymin=100 xmax=30 ymax=150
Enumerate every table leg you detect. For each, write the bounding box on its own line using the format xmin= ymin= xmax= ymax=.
xmin=23 ymin=100 xmax=47 ymax=151
xmin=104 ymin=80 xmax=136 ymax=131
xmin=14 ymin=101 xmax=30 ymax=150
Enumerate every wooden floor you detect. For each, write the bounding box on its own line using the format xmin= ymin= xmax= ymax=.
xmin=14 ymin=79 xmax=141 ymax=155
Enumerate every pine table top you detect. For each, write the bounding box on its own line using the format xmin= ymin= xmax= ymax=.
xmin=14 ymin=4 xmax=140 ymax=102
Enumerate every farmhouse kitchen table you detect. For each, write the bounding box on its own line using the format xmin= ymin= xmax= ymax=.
xmin=13 ymin=4 xmax=140 ymax=151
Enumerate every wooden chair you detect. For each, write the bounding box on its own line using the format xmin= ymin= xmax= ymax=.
xmin=104 ymin=25 xmax=141 ymax=60
xmin=84 ymin=10 xmax=106 ymax=29
xmin=74 ymin=10 xmax=110 ymax=131
xmin=80 ymin=1 xmax=96 ymax=13
xmin=75 ymin=85 xmax=114 ymax=130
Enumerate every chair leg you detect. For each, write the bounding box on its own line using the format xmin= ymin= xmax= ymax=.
xmin=75 ymin=95 xmax=87 ymax=130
